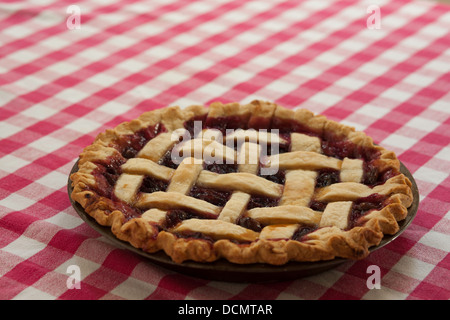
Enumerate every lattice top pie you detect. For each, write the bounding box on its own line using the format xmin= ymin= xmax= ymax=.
xmin=70 ymin=101 xmax=413 ymax=265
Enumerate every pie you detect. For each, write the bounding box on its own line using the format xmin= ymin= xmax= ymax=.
xmin=70 ymin=100 xmax=413 ymax=265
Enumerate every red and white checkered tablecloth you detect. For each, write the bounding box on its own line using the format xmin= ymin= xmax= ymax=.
xmin=0 ymin=0 xmax=449 ymax=300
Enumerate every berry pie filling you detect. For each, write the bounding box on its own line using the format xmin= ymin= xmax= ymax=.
xmin=86 ymin=114 xmax=400 ymax=246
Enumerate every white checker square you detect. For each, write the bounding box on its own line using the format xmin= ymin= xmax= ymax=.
xmin=362 ymin=285 xmax=408 ymax=300
xmin=45 ymin=211 xmax=84 ymax=229
xmin=12 ymin=286 xmax=55 ymax=300
xmin=222 ymin=69 xmax=253 ymax=83
xmin=3 ymin=24 xmax=36 ymax=39
xmin=391 ymin=255 xmax=435 ymax=281
xmin=381 ymin=134 xmax=417 ymax=150
xmin=28 ymin=135 xmax=67 ymax=153
xmin=0 ymin=155 xmax=30 ymax=173
xmin=429 ymin=99 xmax=450 ymax=113
xmin=235 ymin=31 xmax=265 ymax=45
xmin=249 ymin=55 xmax=279 ymax=69
xmin=291 ymin=64 xmax=323 ymax=80
xmin=419 ymin=230 xmax=450 ymax=253
xmin=145 ymin=45 xmax=176 ymax=59
xmin=97 ymin=100 xmax=132 ymax=115
xmin=0 ymin=193 xmax=35 ymax=211
xmin=110 ymin=276 xmax=156 ymax=299
xmin=104 ymin=34 xmax=137 ymax=49
xmin=406 ymin=117 xmax=441 ymax=132
xmin=400 ymin=37 xmax=430 ymax=51
xmin=35 ymin=170 xmax=69 ymax=190
xmin=157 ymin=69 xmax=190 ymax=84
xmin=39 ymin=36 xmax=70 ymax=51
xmin=187 ymin=56 xmax=216 ymax=70
xmin=0 ymin=122 xmax=22 ymax=139
xmin=2 ymin=236 xmax=46 ymax=260
xmin=21 ymin=104 xmax=59 ymax=120
xmin=335 ymin=77 xmax=367 ymax=91
xmin=413 ymin=166 xmax=447 ymax=185
xmin=380 ymin=49 xmax=411 ymax=63
xmin=12 ymin=74 xmax=46 ymax=92
xmin=77 ymin=47 xmax=111 ymax=62
xmin=196 ymin=82 xmax=229 ymax=97
xmin=356 ymin=104 xmax=391 ymax=119
xmin=46 ymin=61 xmax=80 ymax=77
xmin=434 ymin=147 xmax=450 ymax=161
xmin=115 ymin=59 xmax=148 ymax=73
xmin=380 ymin=87 xmax=414 ymax=102
xmin=9 ymin=49 xmax=40 ymax=64
xmin=316 ymin=51 xmax=346 ymax=66
xmin=265 ymin=79 xmax=299 ymax=94
xmin=309 ymin=91 xmax=342 ymax=107
xmin=210 ymin=42 xmax=242 ymax=57
xmin=402 ymin=73 xmax=436 ymax=88
xmin=172 ymin=33 xmax=200 ymax=47
xmin=54 ymin=256 xmax=101 ymax=280
xmin=65 ymin=117 xmax=103 ymax=134
xmin=424 ymin=57 xmax=450 ymax=73
xmin=53 ymin=87 xmax=91 ymax=104
xmin=358 ymin=62 xmax=390 ymax=77
xmin=340 ymin=119 xmax=367 ymax=132
xmin=307 ymin=269 xmax=344 ymax=288
xmin=88 ymin=73 xmax=119 ymax=87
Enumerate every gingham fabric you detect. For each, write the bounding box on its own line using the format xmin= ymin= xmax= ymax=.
xmin=0 ymin=0 xmax=449 ymax=300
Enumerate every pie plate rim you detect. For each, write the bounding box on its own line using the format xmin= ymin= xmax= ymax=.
xmin=67 ymin=160 xmax=419 ymax=283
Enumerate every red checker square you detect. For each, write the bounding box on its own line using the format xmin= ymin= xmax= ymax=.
xmin=101 ymin=248 xmax=143 ymax=276
xmin=147 ymin=273 xmax=208 ymax=300
xmin=408 ymin=243 xmax=448 ymax=266
xmin=427 ymin=184 xmax=450 ymax=203
xmin=74 ymin=239 xmax=115 ymax=265
xmin=369 ymin=117 xmax=403 ymax=133
xmin=5 ymin=260 xmax=49 ymax=286
xmin=26 ymin=120 xmax=62 ymax=137
xmin=382 ymin=271 xmax=421 ymax=295
xmin=230 ymin=282 xmax=291 ymax=300
xmin=29 ymin=246 xmax=73 ymax=271
xmin=395 ymin=101 xmax=427 ymax=117
xmin=345 ymin=258 xmax=388 ymax=280
xmin=384 ymin=235 xmax=417 ymax=256
xmin=0 ymin=108 xmax=16 ymax=121
xmin=32 ymin=269 xmax=74 ymax=298
xmin=33 ymin=153 xmax=70 ymax=171
xmin=61 ymin=104 xmax=92 ymax=118
xmin=319 ymin=287 xmax=358 ymax=300
xmin=48 ymin=228 xmax=88 ymax=254
xmin=0 ymin=277 xmax=29 ymax=300
xmin=81 ymin=265 xmax=129 ymax=293
xmin=0 ymin=211 xmax=38 ymax=235
xmin=37 ymin=190 xmax=72 ymax=212
xmin=365 ymin=247 xmax=405 ymax=270
xmin=0 ymin=138 xmax=26 ymax=156
xmin=409 ymin=280 xmax=450 ymax=300
xmin=0 ymin=174 xmax=33 ymax=195
xmin=398 ymin=149 xmax=432 ymax=168
xmin=58 ymin=282 xmax=107 ymax=300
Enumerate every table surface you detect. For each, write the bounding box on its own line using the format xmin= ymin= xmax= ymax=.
xmin=0 ymin=0 xmax=449 ymax=300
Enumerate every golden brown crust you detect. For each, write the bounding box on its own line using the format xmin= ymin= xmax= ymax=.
xmin=70 ymin=100 xmax=414 ymax=265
